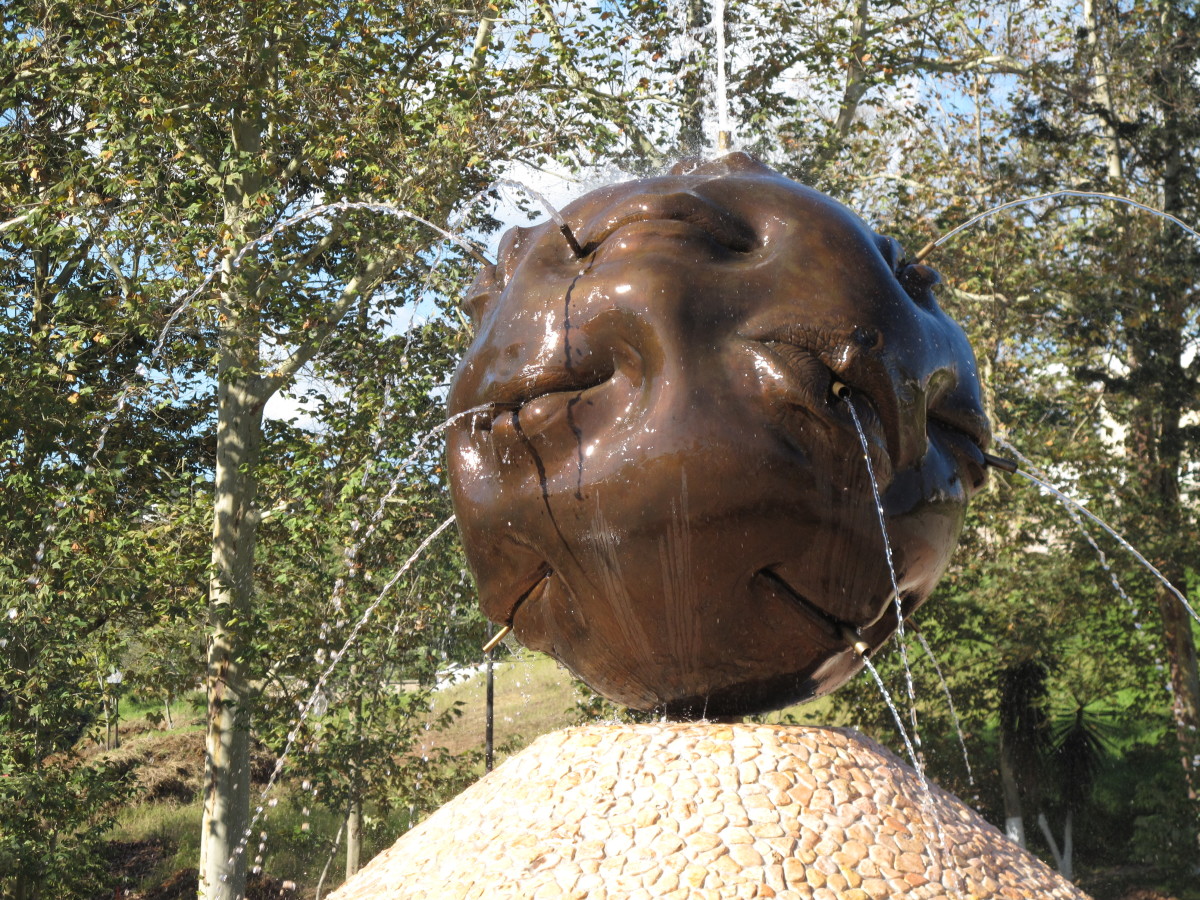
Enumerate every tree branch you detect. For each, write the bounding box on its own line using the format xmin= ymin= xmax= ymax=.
xmin=530 ymin=0 xmax=665 ymax=165
xmin=0 ymin=213 xmax=31 ymax=232
xmin=95 ymin=242 xmax=134 ymax=299
xmin=262 ymin=252 xmax=400 ymax=393
xmin=252 ymin=220 xmax=346 ymax=303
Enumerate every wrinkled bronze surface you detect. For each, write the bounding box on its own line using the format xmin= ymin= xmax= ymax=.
xmin=447 ymin=153 xmax=991 ymax=717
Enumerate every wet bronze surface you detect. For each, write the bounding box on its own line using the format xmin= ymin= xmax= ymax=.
xmin=446 ymin=153 xmax=991 ymax=717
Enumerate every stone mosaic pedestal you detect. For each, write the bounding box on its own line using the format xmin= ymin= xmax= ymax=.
xmin=329 ymin=723 xmax=1091 ymax=900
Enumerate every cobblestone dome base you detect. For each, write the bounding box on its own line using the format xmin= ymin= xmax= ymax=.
xmin=329 ymin=723 xmax=1090 ymax=900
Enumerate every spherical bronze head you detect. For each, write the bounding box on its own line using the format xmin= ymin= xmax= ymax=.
xmin=447 ymin=153 xmax=991 ymax=717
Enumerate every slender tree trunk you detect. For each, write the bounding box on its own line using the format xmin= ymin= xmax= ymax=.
xmin=999 ymin=736 xmax=1026 ymax=848
xmin=1036 ymin=810 xmax=1073 ymax=880
xmin=199 ymin=375 xmax=266 ymax=900
xmin=346 ymin=681 xmax=363 ymax=879
xmin=1063 ymin=810 xmax=1073 ymax=881
xmin=1119 ymin=0 xmax=1200 ymax=822
xmin=345 ymin=800 xmax=362 ymax=880
xmin=199 ymin=31 xmax=272 ymax=897
xmin=1127 ymin=320 xmax=1200 ymax=807
xmin=314 ymin=820 xmax=345 ymax=900
xmin=832 ymin=0 xmax=871 ymax=142
xmin=485 ymin=638 xmax=495 ymax=773
xmin=1083 ymin=0 xmax=1122 ymax=181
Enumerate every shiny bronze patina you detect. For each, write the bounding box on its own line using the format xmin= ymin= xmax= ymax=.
xmin=447 ymin=153 xmax=991 ymax=717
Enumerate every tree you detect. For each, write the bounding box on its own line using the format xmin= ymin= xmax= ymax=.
xmin=726 ymin=0 xmax=1200 ymax=877
xmin=5 ymin=1 xmax=682 ymax=897
xmin=2 ymin=6 xmax=212 ymax=893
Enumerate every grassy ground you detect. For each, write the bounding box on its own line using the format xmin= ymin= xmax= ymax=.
xmin=424 ymin=646 xmax=844 ymax=763
xmin=422 ymin=649 xmax=579 ymax=760
xmin=83 ymin=658 xmax=582 ymax=900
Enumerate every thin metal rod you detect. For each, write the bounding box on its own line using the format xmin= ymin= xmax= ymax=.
xmin=982 ymin=451 xmax=1018 ymax=473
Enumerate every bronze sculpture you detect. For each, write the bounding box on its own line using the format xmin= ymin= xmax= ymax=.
xmin=446 ymin=152 xmax=992 ymax=717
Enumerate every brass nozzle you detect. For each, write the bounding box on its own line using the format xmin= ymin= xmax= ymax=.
xmin=482 ymin=625 xmax=512 ymax=654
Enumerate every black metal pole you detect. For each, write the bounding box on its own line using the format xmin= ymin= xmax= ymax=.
xmin=485 ymin=623 xmax=495 ymax=772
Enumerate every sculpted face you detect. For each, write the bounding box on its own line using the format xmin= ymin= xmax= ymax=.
xmin=447 ymin=153 xmax=991 ymax=717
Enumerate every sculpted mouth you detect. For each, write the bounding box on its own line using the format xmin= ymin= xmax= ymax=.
xmin=581 ymin=191 xmax=757 ymax=254
xmin=754 ymin=568 xmax=864 ymax=647
xmin=481 ymin=363 xmax=615 ymax=429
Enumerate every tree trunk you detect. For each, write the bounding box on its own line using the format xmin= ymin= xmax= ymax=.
xmin=831 ymin=0 xmax=871 ymax=142
xmin=1082 ymin=0 xmax=1122 ymax=181
xmin=199 ymin=376 xmax=265 ymax=900
xmin=198 ymin=30 xmax=271 ymax=896
xmin=1127 ymin=305 xmax=1199 ymax=805
xmin=1036 ymin=810 xmax=1073 ymax=880
xmin=1156 ymin=552 xmax=1200 ymax=803
xmin=485 ymin=638 xmax=495 ymax=773
xmin=999 ymin=736 xmax=1026 ymax=848
xmin=346 ymin=682 xmax=363 ymax=879
xmin=345 ymin=800 xmax=362 ymax=880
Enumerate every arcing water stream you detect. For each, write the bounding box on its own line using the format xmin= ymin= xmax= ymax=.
xmin=912 ymin=189 xmax=1200 ymax=263
xmin=844 ymin=395 xmax=926 ymax=769
xmin=995 ymin=437 xmax=1200 ymax=628
xmin=226 ymin=513 xmax=459 ymax=878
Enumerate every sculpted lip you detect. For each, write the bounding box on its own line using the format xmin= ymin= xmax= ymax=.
xmin=754 ymin=568 xmax=864 ymax=645
xmin=485 ymin=362 xmax=615 ymax=413
xmin=505 ymin=564 xmax=554 ymax=628
xmin=581 ymin=191 xmax=756 ymax=254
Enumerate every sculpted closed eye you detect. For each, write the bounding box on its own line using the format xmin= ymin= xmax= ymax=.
xmin=581 ymin=191 xmax=758 ymax=254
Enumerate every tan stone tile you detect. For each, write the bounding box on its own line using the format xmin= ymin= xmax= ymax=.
xmin=750 ymin=822 xmax=785 ymax=839
xmin=730 ymin=844 xmax=765 ymax=868
xmin=682 ymin=863 xmax=709 ymax=888
xmin=721 ymin=826 xmax=753 ymax=845
xmin=685 ymin=831 xmax=723 ymax=853
xmin=860 ymin=877 xmax=890 ymax=899
xmin=759 ymin=771 xmax=791 ymax=792
xmin=782 ymin=856 xmax=807 ymax=886
xmin=651 ymin=868 xmax=679 ymax=893
xmin=652 ymin=832 xmax=685 ymax=857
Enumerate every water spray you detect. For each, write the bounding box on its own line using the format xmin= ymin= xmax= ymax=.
xmin=912 ymin=189 xmax=1200 ymax=263
xmin=493 ymin=178 xmax=586 ymax=258
xmin=713 ymin=0 xmax=731 ymax=151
